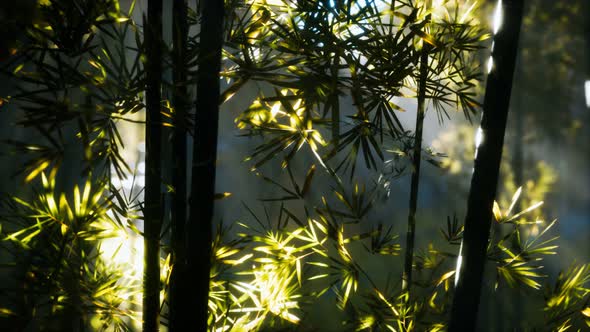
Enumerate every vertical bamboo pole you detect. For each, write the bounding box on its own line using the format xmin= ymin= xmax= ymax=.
xmin=188 ymin=0 xmax=224 ymax=330
xmin=402 ymin=0 xmax=431 ymax=297
xmin=168 ymin=0 xmax=189 ymax=330
xmin=143 ymin=0 xmax=163 ymax=330
xmin=449 ymin=1 xmax=524 ymax=330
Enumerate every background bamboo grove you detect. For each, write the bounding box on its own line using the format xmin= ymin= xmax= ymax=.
xmin=0 ymin=0 xmax=590 ymax=331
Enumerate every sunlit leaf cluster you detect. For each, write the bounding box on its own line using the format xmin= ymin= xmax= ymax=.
xmin=1 ymin=0 xmax=142 ymax=181
xmin=489 ymin=188 xmax=558 ymax=290
xmin=225 ymin=0 xmax=487 ymax=179
xmin=544 ymin=264 xmax=590 ymax=331
xmin=0 ymin=1 xmax=144 ymax=330
xmin=0 ymin=172 xmax=140 ymax=331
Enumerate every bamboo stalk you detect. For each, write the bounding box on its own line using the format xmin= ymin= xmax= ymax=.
xmin=401 ymin=3 xmax=431 ymax=299
xmin=188 ymin=0 xmax=225 ymax=330
xmin=449 ymin=1 xmax=524 ymax=330
xmin=143 ymin=0 xmax=163 ymax=330
xmin=168 ymin=0 xmax=189 ymax=330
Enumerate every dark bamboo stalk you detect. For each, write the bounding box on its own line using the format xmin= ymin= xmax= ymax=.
xmin=188 ymin=0 xmax=224 ymax=330
xmin=168 ymin=0 xmax=189 ymax=330
xmin=401 ymin=8 xmax=431 ymax=298
xmin=143 ymin=0 xmax=163 ymax=330
xmin=448 ymin=1 xmax=524 ymax=330
xmin=143 ymin=0 xmax=162 ymax=332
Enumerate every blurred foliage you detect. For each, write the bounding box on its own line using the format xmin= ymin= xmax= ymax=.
xmin=431 ymin=123 xmax=557 ymax=221
xmin=512 ymin=0 xmax=586 ymax=141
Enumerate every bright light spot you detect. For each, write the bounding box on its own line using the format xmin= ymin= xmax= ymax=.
xmin=96 ymin=215 xmax=144 ymax=329
xmin=137 ymin=162 xmax=146 ymax=174
xmin=585 ymin=80 xmax=590 ymax=108
xmin=223 ymin=92 xmax=236 ymax=103
xmin=252 ymin=264 xmax=300 ymax=324
xmin=122 ymin=178 xmax=134 ymax=190
xmin=135 ymin=175 xmax=145 ymax=188
xmin=459 ymin=1 xmax=478 ymax=24
xmin=137 ymin=141 xmax=146 ymax=153
xmin=455 ymin=241 xmax=463 ymax=286
xmin=433 ymin=0 xmax=444 ymax=12
xmin=270 ymin=102 xmax=281 ymax=118
xmin=111 ymin=176 xmax=122 ymax=188
xmin=493 ymin=0 xmax=503 ymax=34
xmin=293 ymin=98 xmax=302 ymax=111
xmin=475 ymin=127 xmax=484 ymax=148
xmin=98 ymin=223 xmax=144 ymax=275
xmin=487 ymin=57 xmax=493 ymax=74
xmin=252 ymin=47 xmax=261 ymax=61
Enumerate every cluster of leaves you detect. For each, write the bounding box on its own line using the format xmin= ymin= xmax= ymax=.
xmin=430 ymin=122 xmax=589 ymax=330
xmin=205 ymin=1 xmax=590 ymax=331
xmin=0 ymin=1 xmax=147 ymax=330
xmin=206 ymin=0 xmax=485 ymax=331
xmin=490 ymin=188 xmax=558 ymax=290
xmin=0 ymin=0 xmax=142 ymax=181
xmin=226 ymin=0 xmax=487 ymax=179
xmin=0 ymin=173 xmax=140 ymax=331
xmin=205 ymin=176 xmax=562 ymax=331
xmin=544 ymin=264 xmax=590 ymax=331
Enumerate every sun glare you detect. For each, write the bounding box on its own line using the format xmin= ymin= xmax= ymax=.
xmin=475 ymin=126 xmax=484 ymax=148
xmin=455 ymin=241 xmax=463 ymax=286
xmin=493 ymin=0 xmax=503 ymax=34
xmin=98 ymin=218 xmax=144 ymax=276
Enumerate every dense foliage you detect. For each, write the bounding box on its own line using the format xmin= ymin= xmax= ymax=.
xmin=0 ymin=0 xmax=589 ymax=331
